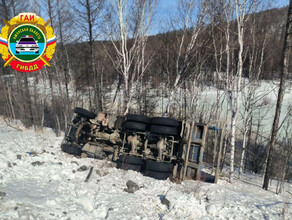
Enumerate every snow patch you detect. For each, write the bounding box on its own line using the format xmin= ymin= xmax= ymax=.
xmin=0 ymin=118 xmax=291 ymax=219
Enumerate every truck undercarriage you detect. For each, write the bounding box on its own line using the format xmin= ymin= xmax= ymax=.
xmin=61 ymin=107 xmax=212 ymax=181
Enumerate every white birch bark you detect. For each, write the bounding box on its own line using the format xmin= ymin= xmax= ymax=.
xmin=103 ymin=0 xmax=155 ymax=115
xmin=164 ymin=0 xmax=206 ymax=116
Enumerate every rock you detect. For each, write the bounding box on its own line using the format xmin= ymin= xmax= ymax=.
xmin=72 ymin=170 xmax=76 ymax=173
xmin=77 ymin=165 xmax=88 ymax=172
xmin=31 ymin=161 xmax=44 ymax=166
xmin=14 ymin=207 xmax=18 ymax=210
xmin=206 ymin=204 xmax=217 ymax=215
xmin=204 ymin=196 xmax=210 ymax=203
xmin=161 ymin=196 xmax=170 ymax=209
xmin=126 ymin=180 xmax=139 ymax=190
xmin=57 ymin=162 xmax=62 ymax=166
xmin=124 ymin=180 xmax=140 ymax=193
xmin=7 ymin=162 xmax=12 ymax=168
xmin=17 ymin=155 xmax=21 ymax=160
xmin=12 ymin=163 xmax=17 ymax=166
xmin=0 ymin=191 xmax=6 ymax=197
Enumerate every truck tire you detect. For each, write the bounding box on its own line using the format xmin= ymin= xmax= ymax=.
xmin=74 ymin=107 xmax=96 ymax=119
xmin=117 ymin=155 xmax=144 ymax=172
xmin=145 ymin=160 xmax=173 ymax=180
xmin=70 ymin=146 xmax=82 ymax=156
xmin=117 ymin=163 xmax=141 ymax=172
xmin=145 ymin=170 xmax=172 ymax=180
xmin=117 ymin=155 xmax=144 ymax=165
xmin=61 ymin=143 xmax=68 ymax=153
xmin=151 ymin=117 xmax=179 ymax=127
xmin=61 ymin=143 xmax=82 ymax=156
xmin=126 ymin=114 xmax=150 ymax=124
xmin=146 ymin=160 xmax=174 ymax=172
xmin=122 ymin=121 xmax=147 ymax=132
xmin=149 ymin=125 xmax=178 ymax=136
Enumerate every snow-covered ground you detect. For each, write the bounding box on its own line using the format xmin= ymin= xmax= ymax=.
xmin=0 ymin=117 xmax=291 ymax=220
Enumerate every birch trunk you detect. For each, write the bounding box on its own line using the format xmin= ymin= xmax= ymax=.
xmin=263 ymin=0 xmax=292 ymax=190
xmin=229 ymin=0 xmax=246 ymax=183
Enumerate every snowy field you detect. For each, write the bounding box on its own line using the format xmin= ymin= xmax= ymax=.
xmin=26 ymin=75 xmax=292 ymax=136
xmin=0 ymin=117 xmax=291 ymax=220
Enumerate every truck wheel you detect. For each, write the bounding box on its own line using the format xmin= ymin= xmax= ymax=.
xmin=61 ymin=143 xmax=68 ymax=153
xmin=151 ymin=117 xmax=179 ymax=127
xmin=146 ymin=160 xmax=174 ymax=172
xmin=145 ymin=160 xmax=173 ymax=180
xmin=74 ymin=107 xmax=96 ymax=119
xmin=126 ymin=114 xmax=150 ymax=124
xmin=118 ymin=155 xmax=144 ymax=165
xmin=61 ymin=143 xmax=82 ymax=156
xmin=70 ymin=146 xmax=82 ymax=156
xmin=117 ymin=155 xmax=144 ymax=172
xmin=145 ymin=170 xmax=172 ymax=180
xmin=122 ymin=121 xmax=147 ymax=132
xmin=117 ymin=163 xmax=141 ymax=172
xmin=149 ymin=125 xmax=178 ymax=136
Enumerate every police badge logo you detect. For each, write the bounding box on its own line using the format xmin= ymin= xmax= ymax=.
xmin=0 ymin=13 xmax=56 ymax=72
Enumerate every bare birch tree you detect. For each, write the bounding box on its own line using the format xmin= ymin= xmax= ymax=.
xmin=227 ymin=0 xmax=260 ymax=183
xmin=163 ymin=0 xmax=207 ymax=116
xmin=103 ymin=0 xmax=156 ymax=114
xmin=238 ymin=12 xmax=269 ymax=178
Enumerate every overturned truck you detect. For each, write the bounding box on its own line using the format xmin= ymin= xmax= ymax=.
xmin=61 ymin=107 xmax=212 ymax=180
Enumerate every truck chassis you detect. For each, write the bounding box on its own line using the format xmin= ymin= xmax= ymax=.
xmin=61 ymin=107 xmax=210 ymax=180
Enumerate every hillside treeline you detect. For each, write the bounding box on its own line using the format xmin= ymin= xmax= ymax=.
xmin=0 ymin=1 xmax=289 ymax=127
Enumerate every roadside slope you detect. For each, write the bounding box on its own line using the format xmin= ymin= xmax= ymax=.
xmin=0 ymin=117 xmax=291 ymax=219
